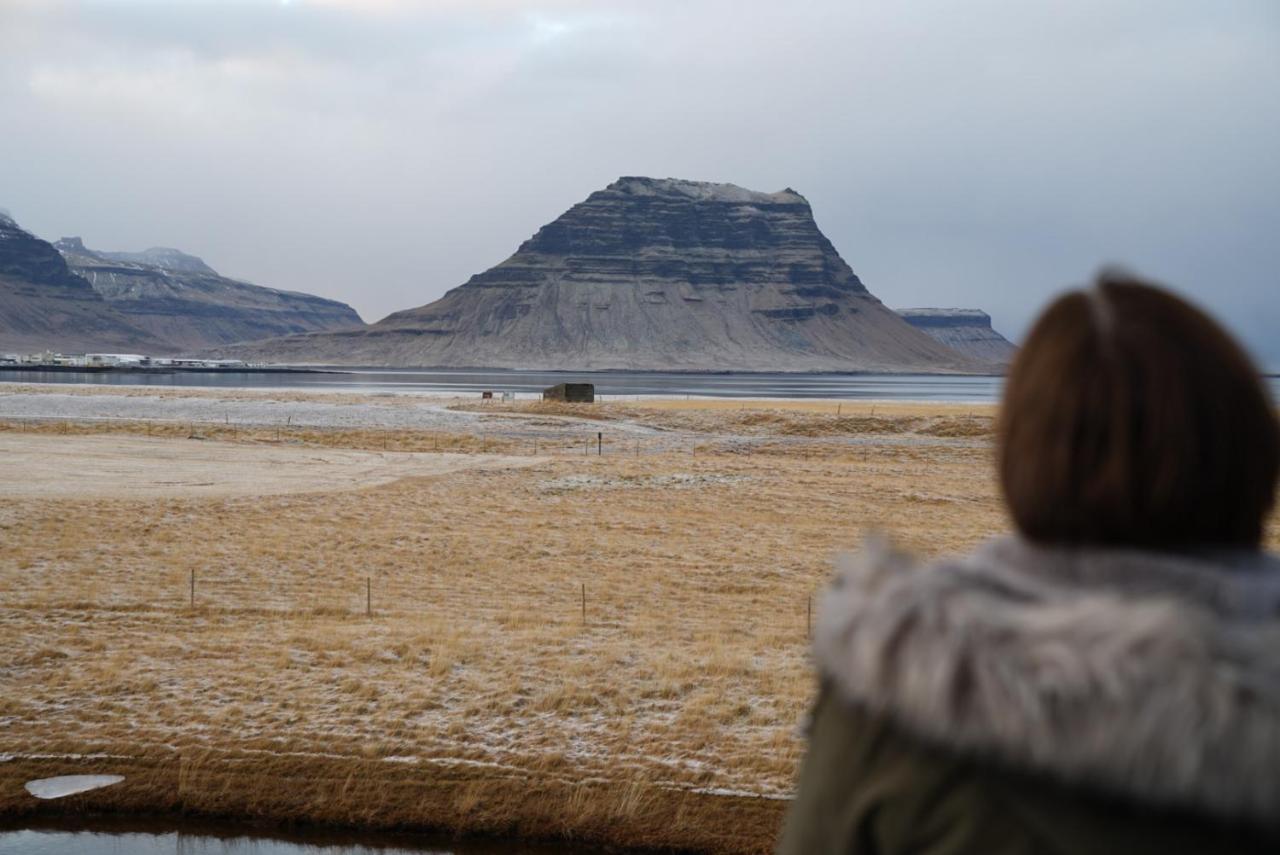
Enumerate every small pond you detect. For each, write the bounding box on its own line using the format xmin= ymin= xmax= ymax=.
xmin=0 ymin=817 xmax=608 ymax=855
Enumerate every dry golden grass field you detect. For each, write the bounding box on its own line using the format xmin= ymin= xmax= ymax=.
xmin=1 ymin=391 xmax=1275 ymax=853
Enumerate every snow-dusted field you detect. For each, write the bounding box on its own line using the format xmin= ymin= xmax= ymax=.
xmin=0 ymin=389 xmax=1042 ymax=853
xmin=0 ymin=433 xmax=540 ymax=499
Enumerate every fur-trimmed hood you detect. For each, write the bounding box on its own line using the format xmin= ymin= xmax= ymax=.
xmin=814 ymin=536 xmax=1280 ymax=823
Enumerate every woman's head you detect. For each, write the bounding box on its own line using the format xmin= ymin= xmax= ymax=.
xmin=998 ymin=270 xmax=1278 ymax=550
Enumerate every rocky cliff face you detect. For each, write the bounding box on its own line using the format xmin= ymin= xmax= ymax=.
xmin=0 ymin=214 xmax=169 ymax=354
xmin=55 ymin=237 xmax=364 ymax=350
xmin=896 ymin=308 xmax=1016 ymax=364
xmin=223 ymin=177 xmax=981 ymax=372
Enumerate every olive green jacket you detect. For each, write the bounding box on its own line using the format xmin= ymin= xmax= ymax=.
xmin=778 ymin=537 xmax=1280 ymax=855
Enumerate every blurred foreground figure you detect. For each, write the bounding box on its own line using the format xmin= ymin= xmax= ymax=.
xmin=779 ymin=272 xmax=1280 ymax=854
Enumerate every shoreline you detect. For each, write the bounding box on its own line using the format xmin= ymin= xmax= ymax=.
xmin=210 ymin=363 xmax=1010 ymax=378
xmin=0 ymin=380 xmax=1004 ymax=412
xmin=0 ymin=367 xmax=1010 ymax=405
xmin=0 ymin=364 xmax=346 ymax=375
xmin=0 ymin=753 xmax=785 ymax=854
xmin=0 ymin=378 xmax=1001 ymax=403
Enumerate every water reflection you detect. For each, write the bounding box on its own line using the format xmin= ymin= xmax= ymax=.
xmin=0 ymin=819 xmax=598 ymax=855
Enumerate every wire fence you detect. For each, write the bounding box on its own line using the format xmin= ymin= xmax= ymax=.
xmin=0 ymin=409 xmax=987 ymax=644
xmin=0 ymin=412 xmax=990 ymax=466
xmin=4 ymin=558 xmax=822 ymax=646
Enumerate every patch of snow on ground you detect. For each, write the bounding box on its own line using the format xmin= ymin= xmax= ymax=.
xmin=25 ymin=774 xmax=124 ymax=799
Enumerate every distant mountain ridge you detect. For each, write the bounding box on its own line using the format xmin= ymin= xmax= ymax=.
xmin=92 ymin=245 xmax=218 ymax=275
xmin=55 ymin=237 xmax=364 ymax=350
xmin=0 ymin=213 xmax=170 ymax=354
xmin=218 ymin=177 xmax=987 ymax=372
xmin=896 ymin=308 xmax=1016 ymax=363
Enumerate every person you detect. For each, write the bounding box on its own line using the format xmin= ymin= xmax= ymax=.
xmin=778 ymin=271 xmax=1280 ymax=854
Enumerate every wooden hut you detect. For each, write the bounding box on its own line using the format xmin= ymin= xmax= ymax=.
xmin=543 ymin=383 xmax=595 ymax=403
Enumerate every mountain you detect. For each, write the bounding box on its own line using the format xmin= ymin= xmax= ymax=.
xmin=896 ymin=308 xmax=1017 ymax=364
xmin=0 ymin=213 xmax=170 ymax=354
xmin=219 ymin=177 xmax=984 ymax=372
xmin=55 ymin=237 xmax=364 ymax=350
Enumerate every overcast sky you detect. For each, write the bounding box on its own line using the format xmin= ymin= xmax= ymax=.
xmin=2 ymin=0 xmax=1278 ymax=363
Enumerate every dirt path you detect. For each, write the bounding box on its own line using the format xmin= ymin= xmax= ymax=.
xmin=0 ymin=433 xmax=542 ymax=499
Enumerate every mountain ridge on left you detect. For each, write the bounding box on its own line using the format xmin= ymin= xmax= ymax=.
xmin=55 ymin=236 xmax=364 ymax=350
xmin=0 ymin=212 xmax=169 ymax=354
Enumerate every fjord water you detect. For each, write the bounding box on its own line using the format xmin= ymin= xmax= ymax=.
xmin=10 ymin=368 xmax=1276 ymax=403
xmin=0 ymin=822 xmax=598 ymax=855
xmin=0 ymin=368 xmax=1007 ymax=401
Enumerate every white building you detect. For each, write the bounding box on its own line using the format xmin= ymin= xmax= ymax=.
xmin=85 ymin=353 xmax=148 ymax=367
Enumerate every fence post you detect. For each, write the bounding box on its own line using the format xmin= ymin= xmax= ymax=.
xmin=597 ymin=432 xmax=602 ymax=456
xmin=581 ymin=583 xmax=586 ymax=625
xmin=190 ymin=569 xmax=195 ymax=608
xmin=367 ymin=577 xmax=372 ymax=617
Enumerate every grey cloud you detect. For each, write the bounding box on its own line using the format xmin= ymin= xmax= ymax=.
xmin=2 ymin=0 xmax=1277 ymax=365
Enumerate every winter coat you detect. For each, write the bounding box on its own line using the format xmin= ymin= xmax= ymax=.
xmin=778 ymin=536 xmax=1280 ymax=854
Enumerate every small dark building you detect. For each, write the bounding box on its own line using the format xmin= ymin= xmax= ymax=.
xmin=543 ymin=383 xmax=595 ymax=403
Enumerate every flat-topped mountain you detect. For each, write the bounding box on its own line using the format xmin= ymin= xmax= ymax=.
xmin=221 ymin=177 xmax=983 ymax=372
xmin=896 ymin=308 xmax=1016 ymax=364
xmin=0 ymin=213 xmax=169 ymax=354
xmin=55 ymin=237 xmax=364 ymax=350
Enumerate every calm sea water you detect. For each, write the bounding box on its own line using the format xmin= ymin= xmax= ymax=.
xmin=4 ymin=367 xmax=1277 ymax=405
xmin=0 ymin=368 xmax=1007 ymax=402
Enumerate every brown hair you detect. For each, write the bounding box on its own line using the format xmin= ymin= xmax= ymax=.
xmin=998 ymin=271 xmax=1279 ymax=550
